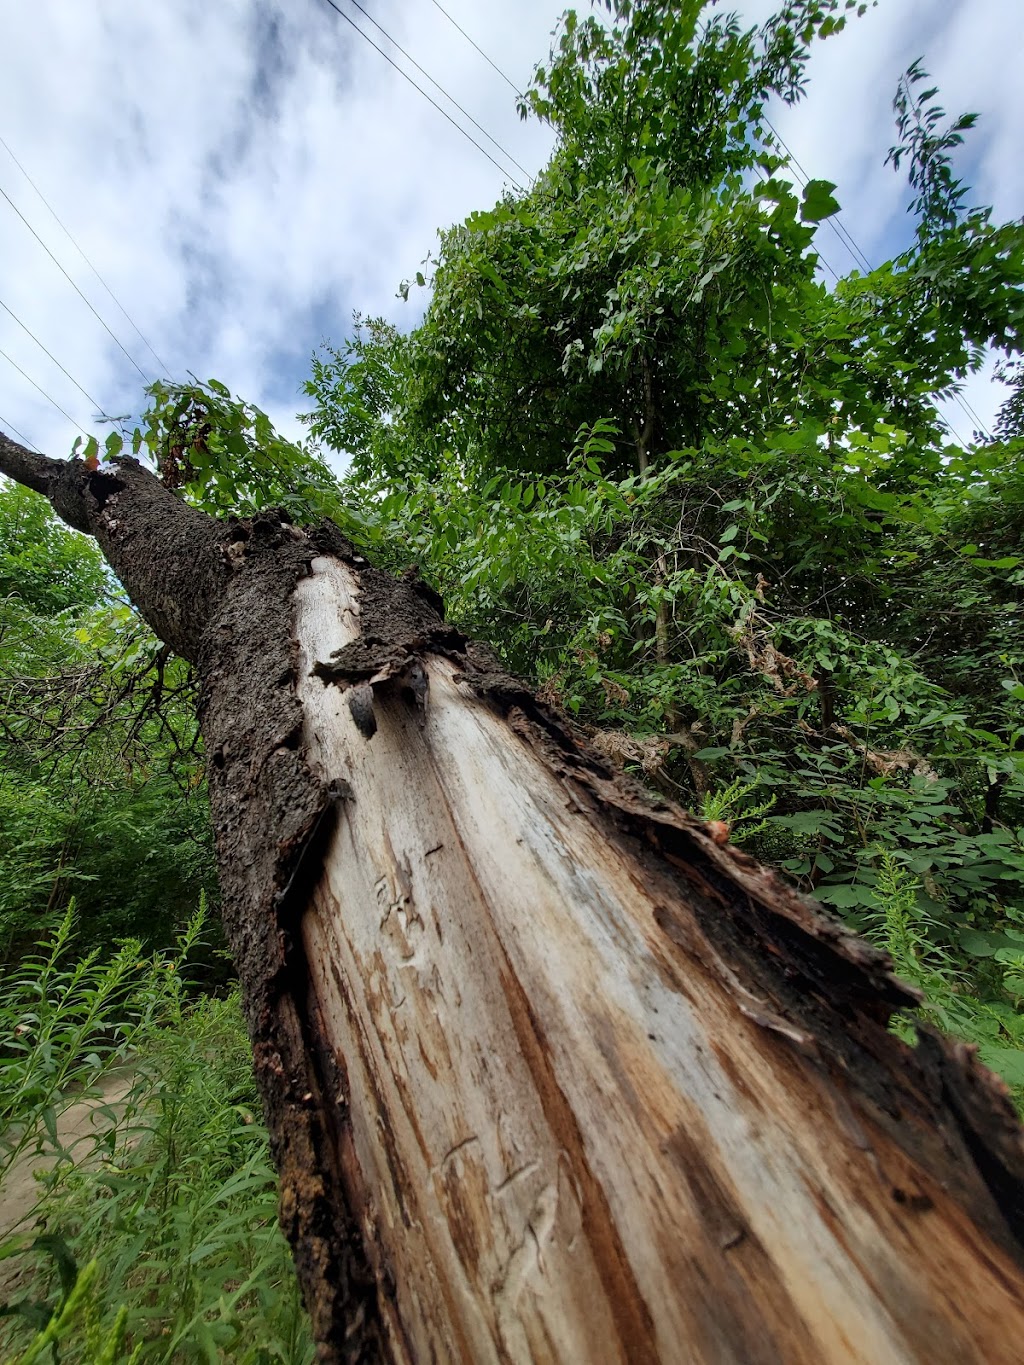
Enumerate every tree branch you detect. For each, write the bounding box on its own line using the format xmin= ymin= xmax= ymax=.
xmin=0 ymin=428 xmax=228 ymax=662
xmin=0 ymin=429 xmax=67 ymax=496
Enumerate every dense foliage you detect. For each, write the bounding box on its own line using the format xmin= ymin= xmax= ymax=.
xmin=4 ymin=0 xmax=1024 ymax=1352
xmin=0 ymin=483 xmax=218 ymax=964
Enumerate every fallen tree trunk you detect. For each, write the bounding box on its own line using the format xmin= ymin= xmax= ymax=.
xmin=4 ymin=435 xmax=1024 ymax=1363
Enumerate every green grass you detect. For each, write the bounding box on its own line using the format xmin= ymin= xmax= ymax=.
xmin=0 ymin=909 xmax=313 ymax=1364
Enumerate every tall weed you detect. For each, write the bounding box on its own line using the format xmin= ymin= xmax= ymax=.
xmin=0 ymin=913 xmax=312 ymax=1363
xmin=867 ymin=852 xmax=1024 ymax=1106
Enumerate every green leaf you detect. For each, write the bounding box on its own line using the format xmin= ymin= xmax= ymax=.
xmin=816 ymin=884 xmax=875 ymax=908
xmin=959 ymin=929 xmax=1004 ymax=958
xmin=800 ymin=179 xmax=841 ymax=223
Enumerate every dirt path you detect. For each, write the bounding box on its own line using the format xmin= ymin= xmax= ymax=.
xmin=0 ymin=1066 xmax=138 ymax=1301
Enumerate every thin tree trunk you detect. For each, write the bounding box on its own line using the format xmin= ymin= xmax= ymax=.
xmin=4 ymin=435 xmax=1024 ymax=1363
xmin=631 ymin=354 xmax=655 ymax=475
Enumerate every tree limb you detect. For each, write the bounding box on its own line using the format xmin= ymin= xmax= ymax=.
xmin=0 ymin=430 xmax=68 ymax=496
xmin=0 ymin=430 xmax=228 ymax=662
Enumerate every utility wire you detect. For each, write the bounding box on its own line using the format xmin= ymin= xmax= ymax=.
xmin=428 ymin=0 xmax=522 ymax=97
xmin=0 ymin=296 xmax=110 ymax=418
xmin=931 ymin=407 xmax=966 ymax=446
xmin=751 ymin=171 xmax=975 ymax=443
xmin=0 ymin=182 xmax=151 ymax=385
xmin=957 ymin=395 xmax=991 ymax=443
xmin=339 ymin=0 xmax=531 ymax=179
xmin=763 ymin=117 xmax=873 ymax=274
xmin=0 ymin=411 xmax=39 ymax=450
xmin=0 ymin=134 xmax=172 ymax=379
xmin=946 ymin=386 xmax=990 ymax=445
xmin=0 ymin=346 xmax=85 ymax=428
xmin=811 ymin=246 xmax=840 ymax=285
xmin=318 ymin=0 xmax=525 ymax=189
xmin=762 ymin=116 xmax=992 ymax=441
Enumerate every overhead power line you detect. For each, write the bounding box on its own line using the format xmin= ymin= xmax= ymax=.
xmin=0 ymin=296 xmax=110 ymax=418
xmin=429 ymin=0 xmax=522 ymax=97
xmin=0 ymin=411 xmax=39 ymax=451
xmin=931 ymin=408 xmax=967 ymax=446
xmin=0 ymin=345 xmax=85 ymax=428
xmin=317 ymin=0 xmax=525 ymax=189
xmin=955 ymin=393 xmax=990 ymax=443
xmin=340 ymin=0 xmax=531 ymax=180
xmin=942 ymin=386 xmax=991 ymax=447
xmin=752 ymin=170 xmax=973 ymax=444
xmin=0 ymin=181 xmax=151 ymax=385
xmin=753 ymin=162 xmax=840 ymax=283
xmin=0 ymin=134 xmax=172 ymax=379
xmin=763 ymin=117 xmax=873 ymax=275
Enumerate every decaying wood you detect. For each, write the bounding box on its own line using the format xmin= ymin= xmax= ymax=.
xmin=294 ymin=554 xmax=1024 ymax=1364
xmin=4 ymin=435 xmax=1024 ymax=1363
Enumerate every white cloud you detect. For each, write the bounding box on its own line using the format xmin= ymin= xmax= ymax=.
xmin=0 ymin=0 xmax=561 ymax=454
xmin=0 ymin=0 xmax=1021 ymax=458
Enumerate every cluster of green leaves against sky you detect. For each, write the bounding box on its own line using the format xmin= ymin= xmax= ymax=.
xmin=7 ymin=0 xmax=1024 ymax=1078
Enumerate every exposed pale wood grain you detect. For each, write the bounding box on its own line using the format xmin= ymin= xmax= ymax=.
xmin=294 ymin=556 xmax=1024 ymax=1364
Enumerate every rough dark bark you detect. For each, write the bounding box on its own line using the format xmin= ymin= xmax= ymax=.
xmin=198 ymin=514 xmax=388 ymax=1359
xmin=0 ymin=438 xmax=385 ymax=1357
xmin=0 ymin=436 xmax=226 ymax=661
xmin=4 ymin=434 xmax=1024 ymax=1362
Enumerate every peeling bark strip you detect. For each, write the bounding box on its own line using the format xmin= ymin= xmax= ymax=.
xmin=4 ymin=438 xmax=1024 ymax=1363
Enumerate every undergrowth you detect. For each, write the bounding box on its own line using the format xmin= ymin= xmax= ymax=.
xmin=862 ymin=851 xmax=1024 ymax=1107
xmin=0 ymin=908 xmax=313 ymax=1364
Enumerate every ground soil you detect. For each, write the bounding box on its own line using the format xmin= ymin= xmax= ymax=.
xmin=0 ymin=1067 xmax=137 ymax=1307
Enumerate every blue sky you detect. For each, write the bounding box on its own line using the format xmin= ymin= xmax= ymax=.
xmin=0 ymin=0 xmax=1021 ymax=459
